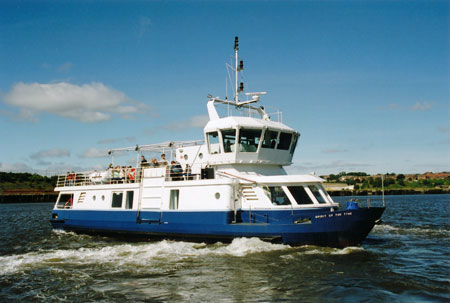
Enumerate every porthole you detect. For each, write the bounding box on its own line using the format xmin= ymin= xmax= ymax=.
xmin=184 ymin=154 xmax=188 ymax=160
xmin=93 ymin=195 xmax=96 ymax=201
xmin=199 ymin=153 xmax=203 ymax=159
xmin=215 ymin=192 xmax=220 ymax=199
xmin=101 ymin=195 xmax=105 ymax=201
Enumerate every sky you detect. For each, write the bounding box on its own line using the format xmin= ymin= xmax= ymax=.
xmin=0 ymin=0 xmax=449 ymax=176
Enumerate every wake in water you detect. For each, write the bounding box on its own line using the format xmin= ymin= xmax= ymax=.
xmin=0 ymin=233 xmax=368 ymax=276
xmin=373 ymin=224 xmax=450 ymax=238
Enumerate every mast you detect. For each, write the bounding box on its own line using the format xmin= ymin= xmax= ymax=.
xmin=234 ymin=36 xmax=239 ymax=102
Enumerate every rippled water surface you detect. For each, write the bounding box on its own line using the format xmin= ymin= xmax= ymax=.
xmin=0 ymin=195 xmax=449 ymax=302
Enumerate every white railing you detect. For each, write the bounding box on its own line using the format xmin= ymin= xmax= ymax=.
xmin=56 ymin=167 xmax=144 ymax=187
xmin=56 ymin=164 xmax=208 ymax=187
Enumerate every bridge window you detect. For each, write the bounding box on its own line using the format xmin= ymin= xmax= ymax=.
xmin=287 ymin=186 xmax=314 ymax=205
xmin=56 ymin=193 xmax=74 ymax=209
xmin=207 ymin=132 xmax=221 ymax=154
xmin=264 ymin=186 xmax=291 ymax=206
xmin=239 ymin=129 xmax=262 ymax=152
xmin=262 ymin=130 xmax=279 ymax=149
xmin=277 ymin=132 xmax=292 ymax=150
xmin=290 ymin=133 xmax=299 ymax=154
xmin=308 ymin=185 xmax=327 ymax=204
xmin=221 ymin=129 xmax=236 ymax=153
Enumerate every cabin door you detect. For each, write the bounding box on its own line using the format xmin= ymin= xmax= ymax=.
xmin=137 ymin=177 xmax=163 ymax=223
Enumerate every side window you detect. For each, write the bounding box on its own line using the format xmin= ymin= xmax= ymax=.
xmin=221 ymin=129 xmax=236 ymax=153
xmin=207 ymin=132 xmax=221 ymax=154
xmin=111 ymin=192 xmax=123 ymax=208
xmin=290 ymin=134 xmax=299 ymax=154
xmin=57 ymin=193 xmax=74 ymax=209
xmin=125 ymin=191 xmax=134 ymax=209
xmin=264 ymin=186 xmax=291 ymax=206
xmin=287 ymin=186 xmax=314 ymax=205
xmin=238 ymin=129 xmax=262 ymax=152
xmin=170 ymin=190 xmax=179 ymax=210
xmin=262 ymin=130 xmax=279 ymax=149
xmin=308 ymin=185 xmax=327 ymax=204
xmin=277 ymin=132 xmax=292 ymax=150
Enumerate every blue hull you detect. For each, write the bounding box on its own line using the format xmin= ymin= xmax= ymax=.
xmin=50 ymin=207 xmax=384 ymax=247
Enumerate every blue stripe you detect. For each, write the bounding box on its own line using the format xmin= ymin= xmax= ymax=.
xmin=50 ymin=207 xmax=384 ymax=247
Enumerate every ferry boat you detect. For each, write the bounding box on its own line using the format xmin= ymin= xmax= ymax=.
xmin=50 ymin=37 xmax=384 ymax=247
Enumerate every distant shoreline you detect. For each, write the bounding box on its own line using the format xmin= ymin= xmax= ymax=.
xmin=0 ymin=189 xmax=449 ymax=204
xmin=327 ymin=188 xmax=450 ymax=196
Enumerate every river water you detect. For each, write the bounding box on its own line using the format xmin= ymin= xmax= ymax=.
xmin=0 ymin=195 xmax=448 ymax=302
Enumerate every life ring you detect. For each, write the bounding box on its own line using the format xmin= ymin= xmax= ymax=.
xmin=128 ymin=168 xmax=136 ymax=180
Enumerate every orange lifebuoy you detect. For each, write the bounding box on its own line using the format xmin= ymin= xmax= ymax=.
xmin=128 ymin=168 xmax=136 ymax=180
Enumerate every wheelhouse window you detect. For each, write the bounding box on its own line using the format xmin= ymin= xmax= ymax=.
xmin=221 ymin=129 xmax=236 ymax=153
xmin=264 ymin=186 xmax=291 ymax=206
xmin=238 ymin=128 xmax=262 ymax=152
xmin=308 ymin=185 xmax=327 ymax=204
xmin=207 ymin=131 xmax=221 ymax=154
xmin=262 ymin=130 xmax=279 ymax=149
xmin=277 ymin=132 xmax=293 ymax=150
xmin=111 ymin=192 xmax=123 ymax=208
xmin=56 ymin=193 xmax=74 ymax=209
xmin=287 ymin=186 xmax=314 ymax=205
xmin=290 ymin=133 xmax=299 ymax=154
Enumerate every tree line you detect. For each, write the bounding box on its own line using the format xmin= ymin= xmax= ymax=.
xmin=0 ymin=172 xmax=58 ymax=193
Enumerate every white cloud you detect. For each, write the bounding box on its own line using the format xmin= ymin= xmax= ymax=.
xmin=377 ymin=101 xmax=433 ymax=112
xmin=57 ymin=62 xmax=74 ymax=73
xmin=0 ymin=162 xmax=36 ymax=173
xmin=97 ymin=137 xmax=136 ymax=145
xmin=437 ymin=125 xmax=450 ymax=133
xmin=138 ymin=16 xmax=151 ymax=38
xmin=161 ymin=115 xmax=209 ymax=131
xmin=411 ymin=101 xmax=432 ymax=111
xmin=322 ymin=148 xmax=348 ymax=153
xmin=2 ymin=82 xmax=149 ymax=123
xmin=30 ymin=148 xmax=70 ymax=160
xmin=80 ymin=147 xmax=109 ymax=158
xmin=286 ymin=161 xmax=372 ymax=175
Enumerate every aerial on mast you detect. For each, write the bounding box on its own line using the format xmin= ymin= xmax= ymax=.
xmin=234 ymin=36 xmax=240 ymax=102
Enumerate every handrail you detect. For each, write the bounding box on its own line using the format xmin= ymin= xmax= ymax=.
xmin=216 ymin=171 xmax=256 ymax=183
xmin=56 ymin=167 xmax=145 ymax=187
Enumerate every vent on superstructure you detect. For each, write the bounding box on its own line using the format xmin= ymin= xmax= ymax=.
xmin=242 ymin=186 xmax=258 ymax=201
xmin=78 ymin=192 xmax=86 ymax=203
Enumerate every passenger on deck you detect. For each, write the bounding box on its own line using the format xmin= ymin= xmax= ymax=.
xmin=150 ymin=158 xmax=160 ymax=167
xmin=184 ymin=164 xmax=193 ymax=180
xmin=160 ymin=153 xmax=168 ymax=166
xmin=65 ymin=171 xmax=70 ymax=186
xmin=120 ymin=166 xmax=126 ymax=182
xmin=112 ymin=165 xmax=121 ymax=182
xmin=141 ymin=155 xmax=149 ymax=167
xmin=170 ymin=161 xmax=183 ymax=181
xmin=68 ymin=171 xmax=76 ymax=186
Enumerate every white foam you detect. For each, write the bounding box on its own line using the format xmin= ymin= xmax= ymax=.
xmin=0 ymin=238 xmax=291 ymax=275
xmin=373 ymin=224 xmax=450 ymax=237
xmin=302 ymin=246 xmax=364 ymax=255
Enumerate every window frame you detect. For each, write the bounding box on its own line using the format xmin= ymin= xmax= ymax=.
xmin=277 ymin=132 xmax=293 ymax=150
xmin=111 ymin=191 xmax=124 ymax=208
xmin=238 ymin=128 xmax=262 ymax=153
xmin=206 ymin=131 xmax=221 ymax=154
xmin=221 ymin=128 xmax=237 ymax=153
xmin=261 ymin=129 xmax=279 ymax=149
